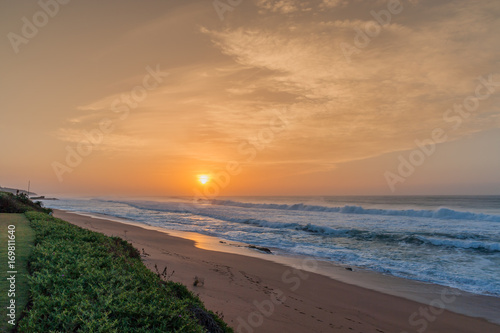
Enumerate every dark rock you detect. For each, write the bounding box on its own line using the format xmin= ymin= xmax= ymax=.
xmin=248 ymin=245 xmax=272 ymax=254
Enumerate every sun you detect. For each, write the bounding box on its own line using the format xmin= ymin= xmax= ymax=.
xmin=197 ymin=174 xmax=210 ymax=185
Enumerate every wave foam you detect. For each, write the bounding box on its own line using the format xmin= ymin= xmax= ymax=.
xmin=107 ymin=199 xmax=500 ymax=254
xmin=416 ymin=236 xmax=500 ymax=253
xmin=210 ymin=200 xmax=500 ymax=222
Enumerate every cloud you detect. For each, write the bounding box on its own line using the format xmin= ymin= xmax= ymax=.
xmin=56 ymin=0 xmax=500 ymax=177
xmin=319 ymin=0 xmax=346 ymax=9
xmin=256 ymin=0 xmax=346 ymax=13
xmin=256 ymin=0 xmax=312 ymax=14
xmin=199 ymin=0 xmax=500 ymax=171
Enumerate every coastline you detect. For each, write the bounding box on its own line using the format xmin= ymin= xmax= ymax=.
xmin=53 ymin=209 xmax=500 ymax=333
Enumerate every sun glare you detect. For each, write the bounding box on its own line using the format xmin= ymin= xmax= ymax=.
xmin=198 ymin=174 xmax=210 ymax=185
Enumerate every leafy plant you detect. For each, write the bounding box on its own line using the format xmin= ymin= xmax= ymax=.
xmin=0 ymin=192 xmax=52 ymax=214
xmin=193 ymin=276 xmax=205 ymax=287
xmin=154 ymin=264 xmax=175 ymax=282
xmin=18 ymin=212 xmax=232 ymax=333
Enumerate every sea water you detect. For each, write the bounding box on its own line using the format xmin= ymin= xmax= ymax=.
xmin=43 ymin=195 xmax=500 ymax=297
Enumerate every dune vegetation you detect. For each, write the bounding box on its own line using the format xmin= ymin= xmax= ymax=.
xmin=0 ymin=193 xmax=231 ymax=332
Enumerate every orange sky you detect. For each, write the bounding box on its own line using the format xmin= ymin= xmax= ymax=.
xmin=1 ymin=0 xmax=499 ymax=197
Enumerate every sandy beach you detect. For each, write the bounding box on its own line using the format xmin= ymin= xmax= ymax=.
xmin=53 ymin=210 xmax=500 ymax=333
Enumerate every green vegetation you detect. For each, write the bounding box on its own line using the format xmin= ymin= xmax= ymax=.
xmin=0 ymin=191 xmax=52 ymax=214
xmin=0 ymin=214 xmax=34 ymax=333
xmin=18 ymin=212 xmax=231 ymax=332
xmin=0 ymin=194 xmax=231 ymax=332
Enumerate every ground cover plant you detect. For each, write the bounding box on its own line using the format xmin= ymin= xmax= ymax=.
xmin=0 ymin=214 xmax=34 ymax=333
xmin=0 ymin=192 xmax=52 ymax=214
xmin=18 ymin=211 xmax=232 ymax=333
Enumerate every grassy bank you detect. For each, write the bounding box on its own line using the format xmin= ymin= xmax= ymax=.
xmin=0 ymin=193 xmax=231 ymax=332
xmin=0 ymin=214 xmax=34 ymax=333
xmin=17 ymin=211 xmax=231 ymax=332
xmin=0 ymin=192 xmax=52 ymax=214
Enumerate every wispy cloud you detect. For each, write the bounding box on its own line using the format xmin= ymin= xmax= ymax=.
xmin=53 ymin=0 xmax=500 ymax=179
xmin=198 ymin=0 xmax=500 ymax=172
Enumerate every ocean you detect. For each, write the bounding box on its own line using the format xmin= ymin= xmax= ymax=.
xmin=42 ymin=195 xmax=500 ymax=298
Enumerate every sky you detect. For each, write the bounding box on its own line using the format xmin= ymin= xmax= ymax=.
xmin=1 ymin=0 xmax=499 ymax=197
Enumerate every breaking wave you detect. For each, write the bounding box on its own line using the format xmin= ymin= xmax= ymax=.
xmin=209 ymin=199 xmax=500 ymax=222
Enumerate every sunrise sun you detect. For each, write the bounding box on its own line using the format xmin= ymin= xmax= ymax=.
xmin=197 ymin=174 xmax=210 ymax=185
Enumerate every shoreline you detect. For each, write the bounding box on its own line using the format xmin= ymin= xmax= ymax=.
xmin=54 ymin=209 xmax=500 ymax=324
xmin=52 ymin=209 xmax=500 ymax=332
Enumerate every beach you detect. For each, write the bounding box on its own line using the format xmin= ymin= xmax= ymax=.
xmin=53 ymin=210 xmax=500 ymax=333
